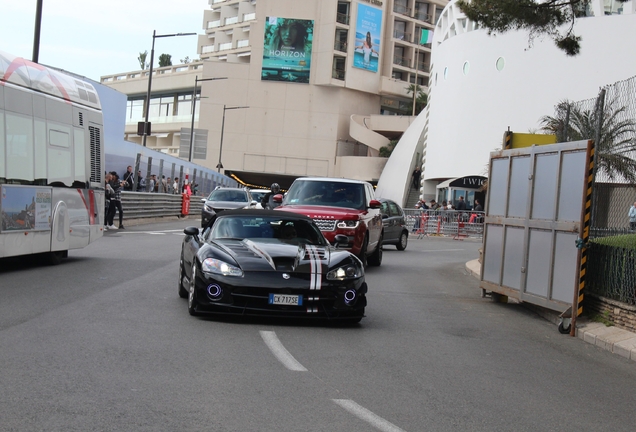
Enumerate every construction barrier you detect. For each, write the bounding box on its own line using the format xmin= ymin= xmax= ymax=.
xmin=404 ymin=209 xmax=484 ymax=239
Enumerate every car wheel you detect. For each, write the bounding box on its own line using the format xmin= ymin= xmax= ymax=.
xmin=178 ymin=253 xmax=188 ymax=299
xmin=188 ymin=263 xmax=199 ymax=316
xmin=396 ymin=231 xmax=408 ymax=251
xmin=357 ymin=235 xmax=368 ymax=268
xmin=368 ymin=234 xmax=383 ymax=267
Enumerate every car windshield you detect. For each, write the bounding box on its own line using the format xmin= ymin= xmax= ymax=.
xmin=207 ymin=189 xmax=248 ymax=203
xmin=210 ymin=215 xmax=327 ymax=245
xmin=284 ymin=181 xmax=366 ymax=210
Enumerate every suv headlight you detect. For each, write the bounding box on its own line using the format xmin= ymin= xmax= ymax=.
xmin=204 ymin=204 xmax=214 ymax=212
xmin=336 ymin=220 xmax=360 ymax=229
xmin=202 ymin=258 xmax=243 ymax=277
xmin=326 ymin=264 xmax=363 ymax=280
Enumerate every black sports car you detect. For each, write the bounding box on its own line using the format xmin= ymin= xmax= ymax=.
xmin=178 ymin=209 xmax=367 ymax=322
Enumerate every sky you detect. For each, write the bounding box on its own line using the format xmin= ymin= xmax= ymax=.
xmin=0 ymin=0 xmax=206 ymax=81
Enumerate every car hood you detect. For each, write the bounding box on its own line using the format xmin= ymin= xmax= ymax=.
xmin=276 ymin=204 xmax=366 ymax=219
xmin=212 ymin=239 xmax=331 ymax=273
xmin=204 ymin=200 xmax=249 ymax=210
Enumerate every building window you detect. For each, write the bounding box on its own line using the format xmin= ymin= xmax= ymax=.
xmin=332 ymin=56 xmax=346 ymax=80
xmin=126 ymin=99 xmax=145 ymax=121
xmin=463 ymin=61 xmax=470 ymax=75
xmin=443 ymin=66 xmax=448 ymax=80
xmin=496 ymin=57 xmax=505 ymax=71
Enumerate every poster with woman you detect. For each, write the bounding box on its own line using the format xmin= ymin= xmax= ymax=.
xmin=262 ymin=17 xmax=314 ymax=83
xmin=353 ymin=4 xmax=382 ymax=72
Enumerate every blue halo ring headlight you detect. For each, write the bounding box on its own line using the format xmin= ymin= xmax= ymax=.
xmin=344 ymin=289 xmax=357 ymax=305
xmin=207 ymin=284 xmax=223 ymax=301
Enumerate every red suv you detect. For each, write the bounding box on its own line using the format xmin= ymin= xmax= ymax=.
xmin=275 ymin=177 xmax=383 ymax=266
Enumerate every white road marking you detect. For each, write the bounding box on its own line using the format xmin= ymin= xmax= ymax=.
xmin=259 ymin=331 xmax=307 ymax=371
xmin=419 ymin=249 xmax=465 ymax=252
xmin=332 ymin=399 xmax=406 ymax=432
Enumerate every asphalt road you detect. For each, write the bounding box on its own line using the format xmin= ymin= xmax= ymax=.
xmin=1 ymin=220 xmax=635 ymax=432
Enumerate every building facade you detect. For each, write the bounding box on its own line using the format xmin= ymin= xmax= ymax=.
xmin=101 ymin=0 xmax=448 ymax=188
xmin=407 ymin=0 xmax=636 ymax=208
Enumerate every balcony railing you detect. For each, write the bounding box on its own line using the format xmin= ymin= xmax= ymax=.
xmin=243 ymin=12 xmax=256 ymax=21
xmin=334 ymin=40 xmax=347 ymax=52
xmin=417 ymin=61 xmax=431 ymax=72
xmin=393 ymin=4 xmax=411 ymax=16
xmin=414 ymin=11 xmax=432 ymax=22
xmin=336 ymin=12 xmax=350 ymax=25
xmin=332 ymin=69 xmax=345 ymax=80
xmin=393 ymin=31 xmax=411 ymax=42
xmin=218 ymin=42 xmax=232 ymax=51
xmin=393 ymin=56 xmax=410 ymax=67
xmin=225 ymin=16 xmax=238 ymax=25
xmin=208 ymin=20 xmax=221 ymax=29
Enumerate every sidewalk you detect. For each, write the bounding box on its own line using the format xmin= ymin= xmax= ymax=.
xmin=466 ymin=259 xmax=636 ymax=363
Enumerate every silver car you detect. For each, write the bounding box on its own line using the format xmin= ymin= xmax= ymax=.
xmin=201 ymin=187 xmax=256 ymax=227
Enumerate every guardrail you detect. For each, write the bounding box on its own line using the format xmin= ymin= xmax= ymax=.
xmin=404 ymin=209 xmax=485 ymax=239
xmin=119 ymin=192 xmax=204 ymax=221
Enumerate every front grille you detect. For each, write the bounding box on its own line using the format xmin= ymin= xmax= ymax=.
xmin=314 ymin=218 xmax=336 ymax=231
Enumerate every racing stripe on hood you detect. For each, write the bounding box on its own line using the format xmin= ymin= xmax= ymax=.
xmin=242 ymin=239 xmax=276 ymax=270
xmin=305 ymin=245 xmax=322 ymax=290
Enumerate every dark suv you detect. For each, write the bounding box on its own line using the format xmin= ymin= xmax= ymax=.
xmin=276 ymin=177 xmax=383 ymax=266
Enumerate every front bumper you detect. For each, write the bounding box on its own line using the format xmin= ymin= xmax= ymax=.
xmin=192 ymin=270 xmax=367 ymax=320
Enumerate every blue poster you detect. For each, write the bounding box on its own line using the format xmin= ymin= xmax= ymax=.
xmin=353 ymin=4 xmax=382 ymax=73
xmin=262 ymin=17 xmax=314 ymax=83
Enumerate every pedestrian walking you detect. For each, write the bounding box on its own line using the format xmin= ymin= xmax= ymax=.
xmin=106 ymin=171 xmax=125 ymax=229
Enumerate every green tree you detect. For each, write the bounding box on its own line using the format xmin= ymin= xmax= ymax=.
xmin=379 ymin=140 xmax=398 ymax=158
xmin=457 ymin=0 xmax=629 ymax=56
xmin=539 ymin=98 xmax=636 ymax=182
xmin=180 ymin=56 xmax=191 ymax=64
xmin=137 ymin=51 xmax=148 ymax=70
xmin=158 ymin=53 xmax=172 ymax=67
xmin=405 ymin=84 xmax=428 ymax=116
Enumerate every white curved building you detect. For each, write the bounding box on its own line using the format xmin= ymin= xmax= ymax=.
xmin=379 ymin=0 xmax=636 ymax=208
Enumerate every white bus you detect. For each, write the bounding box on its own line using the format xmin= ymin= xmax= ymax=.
xmin=0 ymin=50 xmax=104 ymax=263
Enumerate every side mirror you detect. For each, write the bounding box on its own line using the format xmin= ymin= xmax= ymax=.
xmin=333 ymin=234 xmax=349 ymax=248
xmin=200 ymin=198 xmax=206 ymax=202
xmin=184 ymin=226 xmax=200 ymax=236
xmin=369 ymin=199 xmax=381 ymax=209
xmin=273 ymin=193 xmax=283 ymax=203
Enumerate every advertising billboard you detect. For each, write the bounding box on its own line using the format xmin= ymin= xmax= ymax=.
xmin=262 ymin=17 xmax=314 ymax=83
xmin=353 ymin=4 xmax=382 ymax=72
xmin=1 ymin=185 xmax=52 ymax=232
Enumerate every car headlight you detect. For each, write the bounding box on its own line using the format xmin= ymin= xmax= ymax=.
xmin=326 ymin=264 xmax=363 ymax=280
xmin=203 ymin=204 xmax=213 ymax=212
xmin=202 ymin=258 xmax=243 ymax=277
xmin=336 ymin=220 xmax=360 ymax=229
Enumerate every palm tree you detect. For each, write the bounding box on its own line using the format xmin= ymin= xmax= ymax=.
xmin=539 ymin=97 xmax=636 ymax=183
xmin=137 ymin=51 xmax=148 ymax=70
xmin=158 ymin=53 xmax=172 ymax=67
xmin=405 ymin=84 xmax=428 ymax=116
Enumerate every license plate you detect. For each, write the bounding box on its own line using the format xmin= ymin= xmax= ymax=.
xmin=269 ymin=294 xmax=303 ymax=306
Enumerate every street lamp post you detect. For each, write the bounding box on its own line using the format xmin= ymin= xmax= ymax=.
xmin=141 ymin=30 xmax=197 ymax=148
xmin=217 ymin=105 xmax=249 ymax=173
xmin=188 ymin=76 xmax=227 ymax=162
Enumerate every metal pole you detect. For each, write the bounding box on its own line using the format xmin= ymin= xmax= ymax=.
xmin=32 ymin=0 xmax=43 ymax=63
xmin=142 ymin=30 xmax=156 ymax=148
xmin=217 ymin=105 xmax=226 ymax=173
xmin=412 ymin=29 xmax=421 ymax=116
xmin=188 ymin=75 xmax=198 ymax=161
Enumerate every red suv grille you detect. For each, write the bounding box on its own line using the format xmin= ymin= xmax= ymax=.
xmin=314 ymin=218 xmax=337 ymax=231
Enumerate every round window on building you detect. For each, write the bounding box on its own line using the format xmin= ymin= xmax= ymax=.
xmin=462 ymin=61 xmax=470 ymax=75
xmin=496 ymin=57 xmax=505 ymax=71
xmin=443 ymin=67 xmax=448 ymax=80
